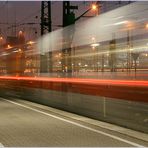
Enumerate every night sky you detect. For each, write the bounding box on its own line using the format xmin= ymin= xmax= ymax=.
xmin=0 ymin=1 xmax=129 ymax=41
xmin=0 ymin=1 xmax=95 ymax=41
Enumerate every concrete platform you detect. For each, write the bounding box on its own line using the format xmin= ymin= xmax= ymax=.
xmin=0 ymin=97 xmax=148 ymax=147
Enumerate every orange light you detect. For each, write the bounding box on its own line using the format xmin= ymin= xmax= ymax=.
xmin=27 ymin=41 xmax=35 ymax=45
xmin=91 ymin=4 xmax=97 ymax=11
xmin=7 ymin=44 xmax=11 ymax=49
xmin=19 ymin=30 xmax=23 ymax=33
xmin=18 ymin=48 xmax=22 ymax=52
xmin=125 ymin=21 xmax=135 ymax=30
xmin=0 ymin=37 xmax=3 ymax=40
xmin=146 ymin=23 xmax=148 ymax=29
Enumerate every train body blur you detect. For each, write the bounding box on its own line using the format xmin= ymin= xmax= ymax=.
xmin=0 ymin=2 xmax=148 ymax=133
xmin=0 ymin=2 xmax=148 ymax=78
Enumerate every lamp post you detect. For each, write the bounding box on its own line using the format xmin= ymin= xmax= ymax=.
xmin=131 ymin=52 xmax=139 ymax=78
xmin=126 ymin=21 xmax=135 ymax=73
xmin=75 ymin=3 xmax=99 ymax=22
xmin=62 ymin=2 xmax=99 ymax=74
xmin=75 ymin=3 xmax=99 ymax=73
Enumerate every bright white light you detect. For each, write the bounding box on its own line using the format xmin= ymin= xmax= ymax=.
xmin=114 ymin=20 xmax=128 ymax=25
xmin=130 ymin=48 xmax=134 ymax=51
xmin=92 ymin=4 xmax=97 ymax=11
xmin=90 ymin=43 xmax=100 ymax=47
xmin=59 ymin=61 xmax=61 ymax=64
xmin=13 ymin=50 xmax=18 ymax=53
xmin=78 ymin=63 xmax=81 ymax=66
xmin=84 ymin=64 xmax=88 ymax=67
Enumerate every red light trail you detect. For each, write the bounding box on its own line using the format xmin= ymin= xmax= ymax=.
xmin=0 ymin=76 xmax=148 ymax=103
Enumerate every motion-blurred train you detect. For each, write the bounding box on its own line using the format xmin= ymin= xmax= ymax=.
xmin=0 ymin=1 xmax=148 ymax=77
xmin=0 ymin=2 xmax=148 ymax=133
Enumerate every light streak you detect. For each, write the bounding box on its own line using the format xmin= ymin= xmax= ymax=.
xmin=0 ymin=76 xmax=148 ymax=88
xmin=0 ymin=76 xmax=148 ymax=103
xmin=114 ymin=21 xmax=128 ymax=25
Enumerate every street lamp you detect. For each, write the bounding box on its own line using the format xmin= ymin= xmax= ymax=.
xmin=62 ymin=3 xmax=99 ymax=73
xmin=75 ymin=3 xmax=99 ymax=22
xmin=74 ymin=3 xmax=99 ymax=72
xmin=92 ymin=4 xmax=97 ymax=11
